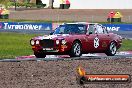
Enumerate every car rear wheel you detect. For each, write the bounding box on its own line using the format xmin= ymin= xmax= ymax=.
xmin=69 ymin=41 xmax=82 ymax=57
xmin=105 ymin=42 xmax=117 ymax=56
xmin=34 ymin=52 xmax=46 ymax=58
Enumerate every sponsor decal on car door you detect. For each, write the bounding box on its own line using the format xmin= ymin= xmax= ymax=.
xmin=95 ymin=25 xmax=111 ymax=51
xmin=86 ymin=34 xmax=97 ymax=52
xmin=94 ymin=37 xmax=99 ymax=48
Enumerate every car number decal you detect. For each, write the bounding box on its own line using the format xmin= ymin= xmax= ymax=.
xmin=94 ymin=37 xmax=99 ymax=48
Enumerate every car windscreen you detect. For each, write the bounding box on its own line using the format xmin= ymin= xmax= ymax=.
xmin=53 ymin=24 xmax=86 ymax=34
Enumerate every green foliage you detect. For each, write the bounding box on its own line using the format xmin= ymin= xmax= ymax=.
xmin=25 ymin=3 xmax=36 ymax=8
xmin=6 ymin=2 xmax=15 ymax=7
xmin=0 ymin=32 xmax=40 ymax=59
xmin=119 ymin=39 xmax=132 ymax=51
xmin=0 ymin=0 xmax=9 ymax=4
xmin=36 ymin=4 xmax=46 ymax=8
xmin=6 ymin=2 xmax=35 ymax=7
xmin=1 ymin=0 xmax=37 ymax=8
xmin=0 ymin=0 xmax=10 ymax=7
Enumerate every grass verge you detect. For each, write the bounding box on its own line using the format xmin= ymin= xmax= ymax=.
xmin=0 ymin=32 xmax=41 ymax=59
xmin=119 ymin=39 xmax=132 ymax=51
xmin=0 ymin=32 xmax=132 ymax=59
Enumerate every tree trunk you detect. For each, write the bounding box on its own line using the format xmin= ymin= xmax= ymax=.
xmin=49 ymin=0 xmax=54 ymax=9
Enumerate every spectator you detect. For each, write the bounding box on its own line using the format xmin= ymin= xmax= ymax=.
xmin=107 ymin=11 xmax=115 ymax=23
xmin=60 ymin=0 xmax=65 ymax=9
xmin=1 ymin=8 xmax=10 ymax=19
xmin=65 ymin=0 xmax=70 ymax=9
xmin=113 ymin=11 xmax=123 ymax=22
xmin=0 ymin=8 xmax=3 ymax=19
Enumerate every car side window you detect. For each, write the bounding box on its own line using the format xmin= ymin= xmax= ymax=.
xmin=65 ymin=25 xmax=77 ymax=34
xmin=87 ymin=25 xmax=95 ymax=34
xmin=96 ymin=25 xmax=104 ymax=34
xmin=66 ymin=24 xmax=86 ymax=34
xmin=59 ymin=27 xmax=65 ymax=33
xmin=103 ymin=26 xmax=108 ymax=34
xmin=77 ymin=25 xmax=87 ymax=34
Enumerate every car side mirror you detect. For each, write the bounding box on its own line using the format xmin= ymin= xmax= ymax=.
xmin=89 ymin=31 xmax=93 ymax=34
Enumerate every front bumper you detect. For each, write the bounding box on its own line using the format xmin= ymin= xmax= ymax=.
xmin=32 ymin=45 xmax=69 ymax=53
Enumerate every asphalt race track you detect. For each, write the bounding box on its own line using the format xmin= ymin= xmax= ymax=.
xmin=0 ymin=52 xmax=132 ymax=62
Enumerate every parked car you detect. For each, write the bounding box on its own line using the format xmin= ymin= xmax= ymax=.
xmin=30 ymin=22 xmax=122 ymax=58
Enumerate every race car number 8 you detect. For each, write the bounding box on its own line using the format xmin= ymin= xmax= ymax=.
xmin=94 ymin=37 xmax=99 ymax=48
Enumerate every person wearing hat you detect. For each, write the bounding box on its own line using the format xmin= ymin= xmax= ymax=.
xmin=65 ymin=0 xmax=70 ymax=9
xmin=1 ymin=8 xmax=10 ymax=19
xmin=60 ymin=0 xmax=65 ymax=9
xmin=0 ymin=8 xmax=3 ymax=19
xmin=113 ymin=11 xmax=123 ymax=22
xmin=107 ymin=11 xmax=115 ymax=23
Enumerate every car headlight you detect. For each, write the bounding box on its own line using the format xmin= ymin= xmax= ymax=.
xmin=31 ymin=40 xmax=35 ymax=45
xmin=61 ymin=39 xmax=67 ymax=45
xmin=56 ymin=40 xmax=60 ymax=45
xmin=36 ymin=40 xmax=40 ymax=45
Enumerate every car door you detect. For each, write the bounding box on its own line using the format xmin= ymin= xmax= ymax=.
xmin=85 ymin=24 xmax=110 ymax=53
xmin=85 ymin=24 xmax=100 ymax=52
xmin=95 ymin=24 xmax=111 ymax=52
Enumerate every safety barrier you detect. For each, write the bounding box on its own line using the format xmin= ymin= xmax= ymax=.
xmin=0 ymin=22 xmax=132 ymax=36
xmin=103 ymin=24 xmax=132 ymax=32
xmin=0 ymin=22 xmax=52 ymax=34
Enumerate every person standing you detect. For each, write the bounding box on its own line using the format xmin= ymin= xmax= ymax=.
xmin=113 ymin=12 xmax=123 ymax=22
xmin=107 ymin=11 xmax=115 ymax=23
xmin=49 ymin=0 xmax=54 ymax=9
xmin=65 ymin=0 xmax=70 ymax=9
xmin=0 ymin=8 xmax=3 ymax=19
xmin=60 ymin=0 xmax=65 ymax=9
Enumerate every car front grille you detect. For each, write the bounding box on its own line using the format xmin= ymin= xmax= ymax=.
xmin=40 ymin=39 xmax=54 ymax=48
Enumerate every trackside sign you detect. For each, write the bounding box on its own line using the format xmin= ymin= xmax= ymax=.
xmin=4 ymin=23 xmax=42 ymax=30
xmin=0 ymin=22 xmax=52 ymax=31
xmin=1 ymin=22 xmax=132 ymax=32
xmin=103 ymin=24 xmax=132 ymax=31
xmin=106 ymin=27 xmax=120 ymax=31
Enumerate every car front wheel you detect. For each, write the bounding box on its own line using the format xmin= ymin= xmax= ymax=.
xmin=105 ymin=42 xmax=117 ymax=56
xmin=34 ymin=52 xmax=46 ymax=58
xmin=69 ymin=41 xmax=82 ymax=57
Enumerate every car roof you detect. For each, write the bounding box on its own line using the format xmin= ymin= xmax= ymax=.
xmin=76 ymin=22 xmax=99 ymax=25
xmin=62 ymin=22 xmax=100 ymax=25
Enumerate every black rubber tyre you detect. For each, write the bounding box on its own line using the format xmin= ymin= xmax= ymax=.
xmin=69 ymin=41 xmax=82 ymax=57
xmin=105 ymin=42 xmax=117 ymax=56
xmin=34 ymin=52 xmax=46 ymax=58
xmin=76 ymin=76 xmax=85 ymax=85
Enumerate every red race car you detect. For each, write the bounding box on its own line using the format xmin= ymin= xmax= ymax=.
xmin=30 ymin=22 xmax=122 ymax=58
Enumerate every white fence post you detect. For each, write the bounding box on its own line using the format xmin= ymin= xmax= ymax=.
xmin=128 ymin=16 xmax=131 ymax=23
xmin=91 ymin=16 xmax=94 ymax=22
